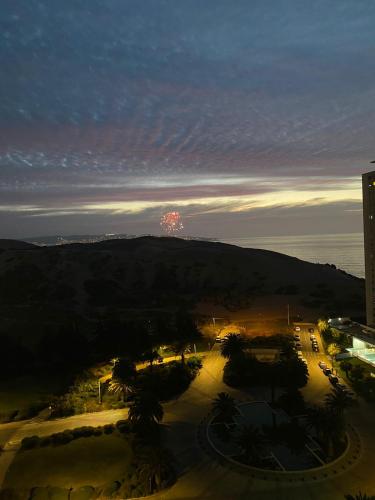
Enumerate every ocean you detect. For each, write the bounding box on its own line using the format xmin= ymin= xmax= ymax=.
xmin=221 ymin=233 xmax=364 ymax=279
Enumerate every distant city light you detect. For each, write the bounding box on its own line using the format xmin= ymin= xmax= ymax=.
xmin=160 ymin=211 xmax=184 ymax=234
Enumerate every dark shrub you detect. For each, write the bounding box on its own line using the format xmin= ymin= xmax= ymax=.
xmin=93 ymin=427 xmax=102 ymax=436
xmin=39 ymin=436 xmax=51 ymax=447
xmin=103 ymin=424 xmax=115 ymax=434
xmin=102 ymin=481 xmax=121 ymax=497
xmin=116 ymin=420 xmax=131 ymax=434
xmin=70 ymin=486 xmax=96 ymax=500
xmin=21 ymin=435 xmax=40 ymax=450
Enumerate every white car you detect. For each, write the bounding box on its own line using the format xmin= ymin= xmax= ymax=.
xmin=294 ymin=326 xmax=301 ymax=332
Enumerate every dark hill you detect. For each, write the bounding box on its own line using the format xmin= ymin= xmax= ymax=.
xmin=0 ymin=236 xmax=364 ymax=343
xmin=0 ymin=239 xmax=36 ymax=250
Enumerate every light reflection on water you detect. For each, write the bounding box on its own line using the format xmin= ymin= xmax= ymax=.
xmin=221 ymin=232 xmax=364 ymax=278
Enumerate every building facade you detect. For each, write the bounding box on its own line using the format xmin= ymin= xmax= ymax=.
xmin=362 ymin=170 xmax=375 ymax=326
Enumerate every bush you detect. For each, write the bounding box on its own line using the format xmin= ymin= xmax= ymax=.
xmin=103 ymin=424 xmax=115 ymax=434
xmin=116 ymin=420 xmax=131 ymax=434
xmin=72 ymin=426 xmax=95 ymax=439
xmin=21 ymin=435 xmax=40 ymax=450
xmin=51 ymin=431 xmax=74 ymax=446
xmin=70 ymin=486 xmax=96 ymax=500
xmin=102 ymin=481 xmax=121 ymax=497
xmin=39 ymin=436 xmax=51 ymax=447
xmin=186 ymin=356 xmax=203 ymax=371
xmin=110 ymin=401 xmax=127 ymax=410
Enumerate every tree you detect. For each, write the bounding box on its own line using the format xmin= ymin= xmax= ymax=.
xmin=137 ymin=445 xmax=171 ymax=493
xmin=212 ymin=392 xmax=238 ymax=423
xmin=307 ymin=405 xmax=345 ymax=457
xmin=171 ymin=311 xmax=201 ymax=364
xmin=236 ymin=425 xmax=265 ymax=464
xmin=109 ymin=358 xmax=137 ymax=402
xmin=317 ymin=318 xmax=329 ymax=333
xmin=327 ymin=343 xmax=341 ymax=369
xmin=351 ymin=364 xmax=365 ymax=382
xmin=340 ymin=360 xmax=353 ymax=379
xmin=220 ymin=333 xmax=246 ymax=360
xmin=128 ymin=391 xmax=164 ymax=433
xmin=325 ymin=387 xmax=355 ymax=414
xmin=142 ymin=349 xmax=160 ymax=370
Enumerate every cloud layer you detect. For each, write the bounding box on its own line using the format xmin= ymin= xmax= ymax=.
xmin=0 ymin=0 xmax=373 ymax=237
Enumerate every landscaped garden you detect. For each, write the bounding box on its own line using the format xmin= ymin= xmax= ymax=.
xmin=208 ymin=333 xmax=355 ymax=471
xmin=2 ymin=391 xmax=175 ymax=500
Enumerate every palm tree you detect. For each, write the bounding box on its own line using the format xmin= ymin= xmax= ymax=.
xmin=221 ymin=333 xmax=246 ymax=360
xmin=109 ymin=358 xmax=137 ymax=402
xmin=128 ymin=391 xmax=164 ymax=432
xmin=307 ymin=405 xmax=345 ymax=457
xmin=171 ymin=311 xmax=201 ymax=364
xmin=325 ymin=387 xmax=355 ymax=414
xmin=212 ymin=392 xmax=238 ymax=423
xmin=171 ymin=339 xmax=190 ymax=365
xmin=137 ymin=445 xmax=172 ymax=493
xmin=345 ymin=493 xmax=375 ymax=500
xmin=236 ymin=425 xmax=264 ymax=465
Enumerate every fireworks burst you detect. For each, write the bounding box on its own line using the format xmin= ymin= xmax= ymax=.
xmin=160 ymin=211 xmax=184 ymax=234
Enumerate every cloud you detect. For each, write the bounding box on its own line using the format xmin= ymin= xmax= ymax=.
xmin=0 ymin=1 xmax=373 ymax=237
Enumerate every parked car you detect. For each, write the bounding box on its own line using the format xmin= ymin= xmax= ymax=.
xmin=336 ymin=383 xmax=355 ymax=397
xmin=310 ymin=334 xmax=316 ymax=340
xmin=308 ymin=327 xmax=315 ymax=333
xmin=318 ymin=361 xmax=327 ymax=369
xmin=336 ymin=383 xmax=347 ymax=392
xmin=329 ymin=374 xmax=339 ymax=384
xmin=323 ymin=367 xmax=332 ymax=376
xmin=297 ymin=351 xmax=303 ymax=358
xmin=294 ymin=326 xmax=301 ymax=332
xmin=215 ymin=336 xmax=222 ymax=343
xmin=294 ymin=334 xmax=300 ymax=341
xmin=295 ymin=342 xmax=302 ymax=348
xmin=312 ymin=345 xmax=319 ymax=352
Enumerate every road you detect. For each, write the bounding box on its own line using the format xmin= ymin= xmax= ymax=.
xmin=295 ymin=322 xmax=333 ymax=404
xmin=2 ymin=332 xmax=375 ymax=498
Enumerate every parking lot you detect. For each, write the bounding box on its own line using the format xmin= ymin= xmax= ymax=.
xmin=293 ymin=322 xmax=347 ymax=403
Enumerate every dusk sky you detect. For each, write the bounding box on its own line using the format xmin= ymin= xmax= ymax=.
xmin=1 ymin=0 xmax=375 ymax=239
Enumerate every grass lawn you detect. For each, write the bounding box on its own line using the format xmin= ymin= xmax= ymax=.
xmin=3 ymin=433 xmax=133 ymax=490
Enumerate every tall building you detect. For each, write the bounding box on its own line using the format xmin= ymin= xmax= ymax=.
xmin=362 ymin=170 xmax=375 ymax=326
